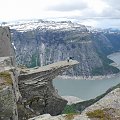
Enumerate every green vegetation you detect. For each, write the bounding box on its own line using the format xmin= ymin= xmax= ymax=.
xmin=27 ymin=52 xmax=40 ymax=68
xmin=91 ymin=63 xmax=119 ymax=75
xmin=105 ymin=34 xmax=120 ymax=52
xmin=0 ymin=72 xmax=12 ymax=85
xmin=91 ymin=49 xmax=119 ymax=75
xmin=62 ymin=105 xmax=80 ymax=120
xmin=86 ymin=109 xmax=111 ymax=120
xmin=91 ymin=66 xmax=105 ymax=75
xmin=64 ymin=113 xmax=79 ymax=120
xmin=62 ymin=105 xmax=77 ymax=114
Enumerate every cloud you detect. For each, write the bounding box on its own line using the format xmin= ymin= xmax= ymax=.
xmin=0 ymin=0 xmax=120 ymax=28
xmin=101 ymin=8 xmax=120 ymax=18
xmin=100 ymin=0 xmax=120 ymax=18
xmin=47 ymin=0 xmax=87 ymax=11
xmin=105 ymin=0 xmax=120 ymax=9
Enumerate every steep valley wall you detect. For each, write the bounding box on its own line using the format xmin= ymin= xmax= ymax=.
xmin=11 ymin=22 xmax=120 ymax=77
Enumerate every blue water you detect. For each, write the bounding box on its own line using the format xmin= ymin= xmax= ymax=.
xmin=53 ymin=52 xmax=120 ymax=100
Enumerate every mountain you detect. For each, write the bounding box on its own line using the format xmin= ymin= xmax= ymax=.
xmin=7 ymin=19 xmax=120 ymax=77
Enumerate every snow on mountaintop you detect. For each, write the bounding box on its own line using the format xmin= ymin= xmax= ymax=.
xmin=3 ymin=19 xmax=87 ymax=32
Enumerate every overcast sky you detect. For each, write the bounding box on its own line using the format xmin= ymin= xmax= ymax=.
xmin=0 ymin=0 xmax=120 ymax=28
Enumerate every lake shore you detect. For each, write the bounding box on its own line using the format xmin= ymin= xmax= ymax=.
xmin=56 ymin=52 xmax=120 ymax=81
xmin=107 ymin=51 xmax=120 ymax=58
xmin=107 ymin=52 xmax=120 ymax=69
xmin=58 ymin=73 xmax=120 ymax=80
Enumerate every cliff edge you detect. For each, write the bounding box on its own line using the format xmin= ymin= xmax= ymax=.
xmin=18 ymin=60 xmax=79 ymax=119
xmin=0 ymin=26 xmax=79 ymax=120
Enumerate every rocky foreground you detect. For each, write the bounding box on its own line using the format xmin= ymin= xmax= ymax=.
xmin=28 ymin=83 xmax=120 ymax=120
xmin=81 ymin=85 xmax=120 ymax=120
xmin=0 ymin=27 xmax=78 ymax=120
xmin=18 ymin=60 xmax=79 ymax=119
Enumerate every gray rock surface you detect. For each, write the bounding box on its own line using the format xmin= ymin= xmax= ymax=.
xmin=18 ymin=60 xmax=79 ymax=117
xmin=0 ymin=27 xmax=13 ymax=57
xmin=0 ymin=27 xmax=19 ymax=120
xmin=28 ymin=114 xmax=65 ymax=120
xmin=28 ymin=113 xmax=90 ymax=120
xmin=0 ymin=58 xmax=19 ymax=120
xmin=0 ymin=26 xmax=79 ymax=120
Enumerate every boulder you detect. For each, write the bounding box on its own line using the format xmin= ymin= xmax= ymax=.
xmin=18 ymin=60 xmax=79 ymax=116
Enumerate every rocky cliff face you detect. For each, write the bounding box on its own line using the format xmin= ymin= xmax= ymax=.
xmin=18 ymin=60 xmax=78 ymax=119
xmin=0 ymin=27 xmax=19 ymax=120
xmin=0 ymin=71 xmax=18 ymax=120
xmin=0 ymin=26 xmax=79 ymax=120
xmin=10 ymin=20 xmax=120 ymax=77
xmin=0 ymin=27 xmax=13 ymax=57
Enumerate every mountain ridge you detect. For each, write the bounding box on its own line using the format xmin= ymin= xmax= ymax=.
xmin=9 ymin=20 xmax=120 ymax=77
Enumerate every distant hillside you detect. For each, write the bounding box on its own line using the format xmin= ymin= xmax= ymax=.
xmin=9 ymin=20 xmax=120 ymax=77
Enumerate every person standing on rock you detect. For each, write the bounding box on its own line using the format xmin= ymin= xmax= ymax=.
xmin=67 ymin=57 xmax=70 ymax=62
xmin=67 ymin=57 xmax=74 ymax=62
